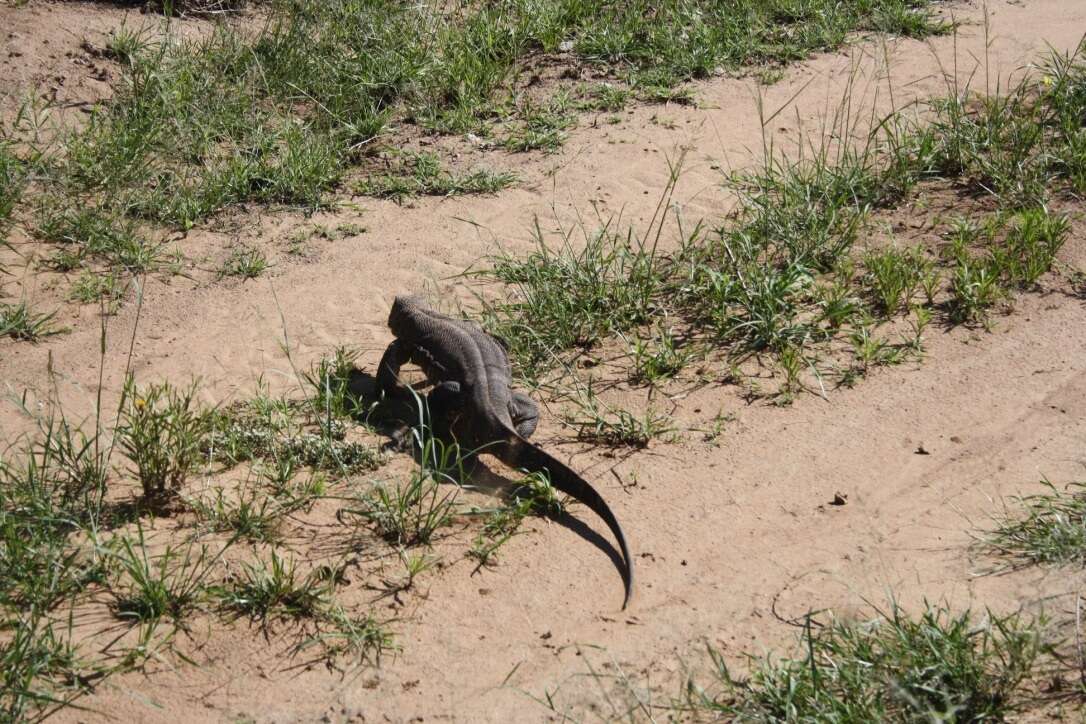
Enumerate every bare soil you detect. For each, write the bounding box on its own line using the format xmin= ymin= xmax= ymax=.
xmin=3 ymin=1 xmax=1086 ymax=721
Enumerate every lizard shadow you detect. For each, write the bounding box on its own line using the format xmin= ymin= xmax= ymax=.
xmin=462 ymin=458 xmax=628 ymax=584
xmin=346 ymin=368 xmax=627 ymax=583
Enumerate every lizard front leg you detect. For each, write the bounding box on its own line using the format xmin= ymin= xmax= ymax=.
xmin=377 ymin=339 xmax=420 ymax=450
xmin=377 ymin=339 xmax=415 ymax=398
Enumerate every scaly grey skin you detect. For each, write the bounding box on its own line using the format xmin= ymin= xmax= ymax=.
xmin=377 ymin=294 xmax=634 ymax=609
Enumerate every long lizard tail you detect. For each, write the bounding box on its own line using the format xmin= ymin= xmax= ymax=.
xmin=499 ymin=433 xmax=633 ymax=610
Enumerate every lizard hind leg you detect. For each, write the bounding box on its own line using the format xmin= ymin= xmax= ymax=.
xmin=423 ymin=381 xmax=464 ymax=436
xmin=510 ymin=390 xmax=540 ymax=439
xmin=423 ymin=381 xmax=480 ymax=476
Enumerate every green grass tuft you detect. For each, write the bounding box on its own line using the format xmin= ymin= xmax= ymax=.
xmin=687 ymin=602 xmax=1047 ymax=722
xmin=216 ymin=549 xmax=331 ymax=620
xmin=219 ymin=245 xmax=270 ymax=280
xmin=0 ymin=302 xmax=65 ymax=342
xmin=356 ymin=152 xmax=515 ymax=201
xmin=116 ymin=376 xmax=213 ymax=502
xmin=106 ymin=525 xmax=227 ymax=623
xmin=985 ymin=479 xmax=1086 ymax=568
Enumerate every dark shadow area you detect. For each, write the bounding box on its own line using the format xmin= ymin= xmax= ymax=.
xmin=343 ymin=366 xmax=629 ymax=594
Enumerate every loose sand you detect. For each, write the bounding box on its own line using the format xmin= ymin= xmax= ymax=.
xmin=2 ymin=1 xmax=1086 ymax=721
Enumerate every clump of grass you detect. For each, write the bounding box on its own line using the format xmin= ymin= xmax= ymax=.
xmin=0 ymin=612 xmax=87 ymax=723
xmin=205 ymin=403 xmax=381 ymax=476
xmin=985 ymin=479 xmax=1086 ymax=568
xmin=480 ymin=215 xmax=671 ymax=383
xmin=116 ymin=376 xmax=212 ymax=502
xmin=502 ymin=96 xmax=575 ymax=153
xmin=216 ymin=549 xmax=331 ymax=620
xmin=202 ymin=360 xmax=381 ymax=478
xmin=295 ymin=605 xmax=396 ymax=668
xmin=341 ymin=422 xmax=464 ymax=546
xmin=945 ymin=208 xmax=1070 ymax=324
xmin=946 ymin=257 xmax=1002 ymax=325
xmin=0 ymin=515 xmax=97 ymax=612
xmin=0 ymin=406 xmax=112 ymax=615
xmin=68 ymin=270 xmax=127 ymax=311
xmin=37 ymin=203 xmax=159 ymax=273
xmin=386 ymin=549 xmax=439 ymax=593
xmin=628 ymin=324 xmax=695 ymax=384
xmin=0 ymin=137 xmax=26 ymax=245
xmin=468 ymin=471 xmax=563 ymax=568
xmin=847 ymin=321 xmax=910 ymax=374
xmin=219 ymin=245 xmax=270 ymax=280
xmin=105 ymin=525 xmax=226 ymax=623
xmin=563 ymin=382 xmax=673 ymax=448
xmin=919 ymin=41 xmax=1086 ymax=207
xmin=864 ymin=245 xmax=928 ymax=316
xmin=686 ymin=602 xmax=1047 ymax=721
xmin=187 ymin=487 xmax=286 ymax=543
xmin=1 ymin=412 xmax=110 ymax=529
xmin=350 ymin=473 xmax=459 ymax=547
xmin=996 ymin=208 xmax=1069 ymax=288
xmin=0 ymin=301 xmax=65 ymax=342
xmin=356 ymin=151 xmax=515 ymax=201
xmin=104 ymin=24 xmax=150 ymax=64
xmin=142 ymin=0 xmax=253 ymax=18
xmin=0 ymin=402 xmax=118 ymax=719
xmin=577 ymin=84 xmax=632 ymax=113
xmin=302 ymin=346 xmax=362 ymax=420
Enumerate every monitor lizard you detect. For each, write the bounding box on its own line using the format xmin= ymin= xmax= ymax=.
xmin=376 ymin=294 xmax=634 ymax=609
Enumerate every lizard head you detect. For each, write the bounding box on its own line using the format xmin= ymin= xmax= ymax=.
xmin=388 ymin=294 xmax=428 ymax=335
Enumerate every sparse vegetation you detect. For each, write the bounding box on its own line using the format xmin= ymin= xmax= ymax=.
xmin=219 ymin=245 xmax=270 ymax=280
xmin=295 ymin=604 xmax=396 ymax=667
xmin=628 ymin=323 xmax=695 ymax=385
xmin=37 ymin=204 xmax=160 ymax=274
xmin=468 ymin=471 xmax=563 ymax=568
xmin=216 ymin=549 xmax=331 ymax=620
xmin=116 ymin=377 xmax=212 ymax=502
xmin=0 ymin=301 xmax=65 ymax=342
xmin=203 ymin=379 xmax=382 ymax=477
xmin=187 ymin=486 xmax=287 ymax=543
xmin=0 ymin=350 xmax=397 ymax=718
xmin=106 ymin=525 xmax=226 ymax=623
xmin=480 ymin=212 xmax=670 ymax=384
xmin=0 ymin=0 xmax=950 ymax=290
xmin=684 ymin=603 xmax=1050 ymax=721
xmin=302 ymin=345 xmax=364 ymax=420
xmin=356 ymin=152 xmax=515 ymax=201
xmin=480 ymin=43 xmax=1085 ymax=402
xmin=525 ymin=602 xmax=1054 ymax=721
xmin=345 ymin=461 xmax=460 ymax=547
xmin=0 ymin=612 xmax=88 ymax=722
xmin=3 ymin=4 xmax=1085 ymax=720
xmin=0 ymin=138 xmax=26 ymax=248
xmin=502 ymin=95 xmax=576 ymax=153
xmin=562 ymin=381 xmax=674 ymax=448
xmin=69 ymin=270 xmax=127 ymax=311
xmin=985 ymin=479 xmax=1086 ymax=569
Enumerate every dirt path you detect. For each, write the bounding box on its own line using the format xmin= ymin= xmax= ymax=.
xmin=3 ymin=1 xmax=1085 ymax=721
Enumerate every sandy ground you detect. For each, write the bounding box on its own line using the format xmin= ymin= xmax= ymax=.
xmin=3 ymin=0 xmax=1086 ymax=721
